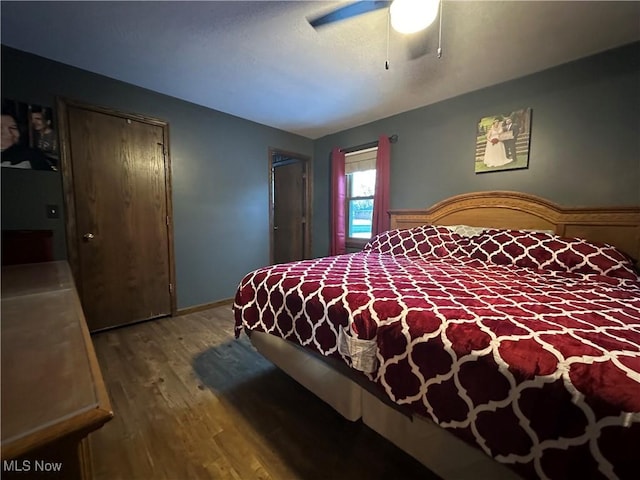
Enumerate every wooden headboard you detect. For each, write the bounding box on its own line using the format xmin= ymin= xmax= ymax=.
xmin=389 ymin=191 xmax=640 ymax=263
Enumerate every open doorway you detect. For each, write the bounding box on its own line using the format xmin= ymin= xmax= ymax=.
xmin=269 ymin=148 xmax=312 ymax=265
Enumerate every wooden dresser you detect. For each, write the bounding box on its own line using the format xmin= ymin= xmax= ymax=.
xmin=1 ymin=261 xmax=113 ymax=479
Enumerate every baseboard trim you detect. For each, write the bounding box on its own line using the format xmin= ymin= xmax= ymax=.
xmin=176 ymin=298 xmax=234 ymax=316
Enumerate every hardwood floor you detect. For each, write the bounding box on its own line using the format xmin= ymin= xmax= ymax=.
xmin=89 ymin=305 xmax=439 ymax=480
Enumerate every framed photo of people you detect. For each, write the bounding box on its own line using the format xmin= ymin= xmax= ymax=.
xmin=475 ymin=107 xmax=532 ymax=174
xmin=1 ymin=98 xmax=59 ymax=171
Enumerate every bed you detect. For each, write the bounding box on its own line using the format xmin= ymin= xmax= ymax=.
xmin=233 ymin=191 xmax=640 ymax=480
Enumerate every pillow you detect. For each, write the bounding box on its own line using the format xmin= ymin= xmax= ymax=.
xmin=363 ymin=225 xmax=464 ymax=258
xmin=443 ymin=224 xmax=555 ymax=237
xmin=464 ymin=229 xmax=639 ymax=281
xmin=443 ymin=224 xmax=488 ymax=237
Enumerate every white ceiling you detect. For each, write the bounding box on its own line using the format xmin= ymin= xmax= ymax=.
xmin=1 ymin=1 xmax=639 ymax=139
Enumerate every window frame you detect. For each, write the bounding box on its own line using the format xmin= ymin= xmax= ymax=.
xmin=344 ymin=147 xmax=377 ymax=249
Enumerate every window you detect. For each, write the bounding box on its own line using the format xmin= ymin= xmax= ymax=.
xmin=345 ymin=147 xmax=377 ymax=244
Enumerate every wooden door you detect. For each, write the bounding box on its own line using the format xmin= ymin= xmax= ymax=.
xmin=271 ymin=151 xmax=311 ymax=264
xmin=58 ymin=100 xmax=174 ymax=331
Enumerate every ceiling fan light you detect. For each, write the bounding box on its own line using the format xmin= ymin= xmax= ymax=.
xmin=390 ymin=0 xmax=440 ymax=34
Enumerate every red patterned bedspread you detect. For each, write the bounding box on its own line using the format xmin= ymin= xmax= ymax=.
xmin=233 ymin=250 xmax=640 ymax=479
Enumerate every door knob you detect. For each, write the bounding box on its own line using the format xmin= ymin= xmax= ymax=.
xmin=83 ymin=233 xmax=95 ymax=240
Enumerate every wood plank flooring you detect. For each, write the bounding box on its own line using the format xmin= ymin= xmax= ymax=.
xmin=89 ymin=305 xmax=440 ymax=480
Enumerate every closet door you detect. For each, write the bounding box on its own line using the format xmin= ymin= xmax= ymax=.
xmin=270 ymin=150 xmax=311 ymax=265
xmin=58 ymin=100 xmax=175 ymax=331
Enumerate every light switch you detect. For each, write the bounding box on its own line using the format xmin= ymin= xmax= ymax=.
xmin=46 ymin=204 xmax=60 ymax=219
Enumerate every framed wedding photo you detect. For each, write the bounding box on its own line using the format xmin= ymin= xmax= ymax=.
xmin=475 ymin=107 xmax=532 ymax=174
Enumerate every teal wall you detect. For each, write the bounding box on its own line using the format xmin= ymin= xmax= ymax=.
xmin=2 ymin=43 xmax=639 ymax=308
xmin=313 ymin=42 xmax=640 ymax=257
xmin=0 ymin=168 xmax=66 ymax=260
xmin=1 ymin=46 xmax=313 ymax=308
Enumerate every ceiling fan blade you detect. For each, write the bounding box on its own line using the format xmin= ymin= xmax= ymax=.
xmin=308 ymin=1 xmax=391 ymax=28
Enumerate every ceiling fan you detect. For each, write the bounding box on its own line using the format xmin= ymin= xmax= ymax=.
xmin=308 ymin=0 xmax=441 ymax=36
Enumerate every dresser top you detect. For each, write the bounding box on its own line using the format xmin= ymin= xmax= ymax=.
xmin=1 ymin=261 xmax=112 ymax=459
